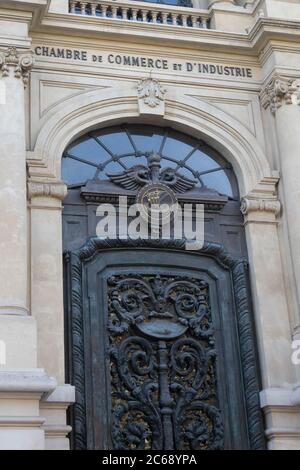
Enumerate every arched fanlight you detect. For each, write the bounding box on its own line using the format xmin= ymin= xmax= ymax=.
xmin=62 ymin=125 xmax=237 ymax=199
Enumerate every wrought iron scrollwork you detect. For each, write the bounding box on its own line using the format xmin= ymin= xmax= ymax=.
xmin=65 ymin=238 xmax=265 ymax=450
xmin=108 ymin=273 xmax=224 ymax=450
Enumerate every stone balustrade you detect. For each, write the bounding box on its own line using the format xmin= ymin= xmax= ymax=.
xmin=69 ymin=0 xmax=210 ymax=29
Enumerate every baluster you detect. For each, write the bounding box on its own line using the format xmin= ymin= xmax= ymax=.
xmin=118 ymin=7 xmax=123 ymax=19
xmin=111 ymin=6 xmax=118 ymax=19
xmin=189 ymin=15 xmax=195 ymax=28
xmin=70 ymin=1 xmax=76 ymax=14
xmin=201 ymin=17 xmax=208 ymax=29
xmin=169 ymin=14 xmax=175 ymax=25
xmin=132 ymin=9 xmax=138 ymax=21
xmin=142 ymin=9 xmax=147 ymax=22
xmin=91 ymin=2 xmax=97 ymax=16
xmin=161 ymin=12 xmax=168 ymax=25
xmin=71 ymin=1 xmax=209 ymax=29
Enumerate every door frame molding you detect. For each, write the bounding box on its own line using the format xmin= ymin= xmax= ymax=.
xmin=64 ymin=237 xmax=265 ymax=450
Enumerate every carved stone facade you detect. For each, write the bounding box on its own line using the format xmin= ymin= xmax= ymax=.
xmin=240 ymin=196 xmax=281 ymax=219
xmin=28 ymin=180 xmax=67 ymax=201
xmin=137 ymin=77 xmax=166 ymax=108
xmin=260 ymin=75 xmax=300 ymax=114
xmin=1 ymin=0 xmax=300 ymax=451
xmin=0 ymin=46 xmax=34 ymax=87
xmin=137 ymin=77 xmax=166 ymax=115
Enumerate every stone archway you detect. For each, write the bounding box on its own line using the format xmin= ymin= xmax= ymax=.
xmin=27 ymin=87 xmax=294 ymax=449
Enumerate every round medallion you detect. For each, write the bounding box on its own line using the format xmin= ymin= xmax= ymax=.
xmin=136 ymin=183 xmax=179 ymax=225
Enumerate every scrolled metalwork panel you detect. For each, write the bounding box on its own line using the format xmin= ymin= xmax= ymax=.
xmin=107 ymin=273 xmax=224 ymax=450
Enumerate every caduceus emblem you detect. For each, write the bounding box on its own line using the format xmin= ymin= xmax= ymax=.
xmin=107 ymin=152 xmax=197 ymax=225
xmin=107 ymin=151 xmax=196 ymax=193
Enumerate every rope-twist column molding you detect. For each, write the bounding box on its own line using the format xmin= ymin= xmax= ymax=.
xmin=260 ymin=74 xmax=300 ymax=115
xmin=0 ymin=46 xmax=34 ymax=87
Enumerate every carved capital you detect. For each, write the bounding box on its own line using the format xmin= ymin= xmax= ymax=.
xmin=0 ymin=47 xmax=34 ymax=87
xmin=241 ymin=197 xmax=281 ymax=216
xmin=28 ymin=181 xmax=67 ymax=201
xmin=241 ymin=194 xmax=281 ymax=226
xmin=260 ymin=75 xmax=300 ymax=114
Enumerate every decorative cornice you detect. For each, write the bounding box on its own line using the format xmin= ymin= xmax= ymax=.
xmin=0 ymin=47 xmax=34 ymax=87
xmin=28 ymin=180 xmax=67 ymax=201
xmin=260 ymin=75 xmax=300 ymax=114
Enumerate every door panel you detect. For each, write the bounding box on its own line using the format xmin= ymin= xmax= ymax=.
xmin=64 ymin=240 xmax=265 ymax=450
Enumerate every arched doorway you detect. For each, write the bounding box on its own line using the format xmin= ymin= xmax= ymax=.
xmin=62 ymin=125 xmax=264 ymax=450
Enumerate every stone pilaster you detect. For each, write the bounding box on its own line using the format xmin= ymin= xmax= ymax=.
xmin=260 ymin=74 xmax=300 ymax=348
xmin=0 ymin=46 xmax=53 ymax=449
xmin=28 ymin=179 xmax=67 ymax=383
xmin=241 ymin=177 xmax=300 ymax=449
xmin=0 ymin=44 xmax=37 ymax=360
xmin=241 ymin=179 xmax=293 ymax=389
xmin=27 ymin=179 xmax=73 ymax=449
xmin=0 ymin=46 xmax=33 ymax=317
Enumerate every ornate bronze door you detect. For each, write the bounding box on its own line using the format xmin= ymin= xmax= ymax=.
xmin=62 ymin=125 xmax=264 ymax=449
xmin=64 ymin=239 xmax=264 ymax=450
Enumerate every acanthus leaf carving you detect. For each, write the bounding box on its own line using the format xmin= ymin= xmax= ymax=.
xmin=260 ymin=75 xmax=300 ymax=114
xmin=0 ymin=47 xmax=34 ymax=87
xmin=137 ymin=77 xmax=166 ymax=108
